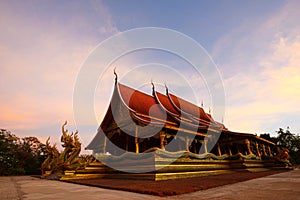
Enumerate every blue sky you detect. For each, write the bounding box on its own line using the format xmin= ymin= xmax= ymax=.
xmin=1 ymin=0 xmax=299 ymax=150
xmin=103 ymin=0 xmax=284 ymax=50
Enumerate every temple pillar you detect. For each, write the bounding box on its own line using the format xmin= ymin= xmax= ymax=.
xmin=227 ymin=144 xmax=232 ymax=155
xmin=177 ymin=137 xmax=182 ymax=151
xmin=262 ymin=144 xmax=267 ymax=156
xmin=135 ymin=126 xmax=139 ymax=153
xmin=193 ymin=142 xmax=197 ymax=154
xmin=255 ymin=142 xmax=261 ymax=157
xmin=125 ymin=135 xmax=129 ymax=152
xmin=217 ymin=144 xmax=222 ymax=156
xmin=203 ymin=139 xmax=208 ymax=154
xmin=245 ymin=139 xmax=253 ymax=155
xmin=185 ymin=137 xmax=190 ymax=152
xmin=265 ymin=145 xmax=269 ymax=156
xmin=268 ymin=146 xmax=273 ymax=157
xmin=236 ymin=144 xmax=241 ymax=154
xmin=103 ymin=135 xmax=107 ymax=153
xmin=160 ymin=131 xmax=166 ymax=150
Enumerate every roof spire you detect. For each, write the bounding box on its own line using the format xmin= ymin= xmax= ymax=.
xmin=209 ymin=107 xmax=211 ymax=114
xmin=201 ymin=100 xmax=204 ymax=107
xmin=113 ymin=67 xmax=118 ymax=84
xmin=151 ymin=79 xmax=155 ymax=94
xmin=164 ymin=82 xmax=169 ymax=95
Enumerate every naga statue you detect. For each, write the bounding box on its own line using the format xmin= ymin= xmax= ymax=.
xmin=275 ymin=147 xmax=291 ymax=166
xmin=41 ymin=137 xmax=59 ymax=171
xmin=41 ymin=121 xmax=94 ymax=179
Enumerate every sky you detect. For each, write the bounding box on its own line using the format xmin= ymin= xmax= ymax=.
xmin=1 ymin=0 xmax=300 ymax=151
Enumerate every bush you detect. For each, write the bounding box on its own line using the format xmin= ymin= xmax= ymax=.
xmin=276 ymin=127 xmax=300 ymax=165
xmin=5 ymin=168 xmax=26 ymax=176
xmin=0 ymin=129 xmax=46 ymax=175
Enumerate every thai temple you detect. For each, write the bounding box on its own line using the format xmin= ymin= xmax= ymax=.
xmin=87 ymin=76 xmax=275 ymax=158
xmin=47 ymin=73 xmax=288 ymax=181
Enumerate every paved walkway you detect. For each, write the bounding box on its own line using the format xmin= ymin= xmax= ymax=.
xmin=1 ymin=170 xmax=299 ymax=200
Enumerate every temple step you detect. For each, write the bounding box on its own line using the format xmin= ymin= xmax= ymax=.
xmin=60 ymin=158 xmax=288 ymax=181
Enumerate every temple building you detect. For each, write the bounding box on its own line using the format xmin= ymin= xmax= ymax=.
xmin=87 ymin=76 xmax=276 ymax=159
xmin=60 ymin=74 xmax=287 ymax=181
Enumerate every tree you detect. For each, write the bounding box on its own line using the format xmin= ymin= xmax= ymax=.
xmin=19 ymin=136 xmax=46 ymax=174
xmin=259 ymin=133 xmax=278 ymax=144
xmin=0 ymin=129 xmax=46 ymax=175
xmin=276 ymin=127 xmax=300 ymax=164
xmin=0 ymin=129 xmax=24 ymax=175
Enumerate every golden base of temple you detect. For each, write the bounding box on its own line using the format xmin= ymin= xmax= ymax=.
xmin=60 ymin=156 xmax=288 ymax=181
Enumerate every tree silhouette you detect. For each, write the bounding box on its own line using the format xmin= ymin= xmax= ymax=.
xmin=276 ymin=127 xmax=300 ymax=164
xmin=259 ymin=133 xmax=277 ymax=144
xmin=0 ymin=129 xmax=46 ymax=175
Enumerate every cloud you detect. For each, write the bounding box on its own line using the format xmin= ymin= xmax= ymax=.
xmin=212 ymin=1 xmax=300 ymax=134
xmin=0 ymin=1 xmax=120 ymax=148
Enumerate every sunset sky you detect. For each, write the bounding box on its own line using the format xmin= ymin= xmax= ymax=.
xmin=1 ymin=0 xmax=300 ymax=150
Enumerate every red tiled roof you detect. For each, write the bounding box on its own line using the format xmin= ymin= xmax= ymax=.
xmin=118 ymin=83 xmax=166 ymax=120
xmin=117 ymin=82 xmax=224 ymax=130
xmin=154 ymin=91 xmax=180 ymax=116
xmin=168 ymin=93 xmax=212 ymax=123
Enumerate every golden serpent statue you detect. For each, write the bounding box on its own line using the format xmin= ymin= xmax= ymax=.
xmin=41 ymin=121 xmax=94 ymax=178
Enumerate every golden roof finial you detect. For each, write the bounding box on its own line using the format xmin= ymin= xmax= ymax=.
xmin=164 ymin=82 xmax=169 ymax=94
xmin=151 ymin=79 xmax=155 ymax=93
xmin=114 ymin=67 xmax=118 ymax=83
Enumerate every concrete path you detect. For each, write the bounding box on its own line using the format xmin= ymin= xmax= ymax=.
xmin=171 ymin=169 xmax=300 ymax=200
xmin=0 ymin=176 xmax=22 ymax=200
xmin=1 ymin=170 xmax=299 ymax=200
